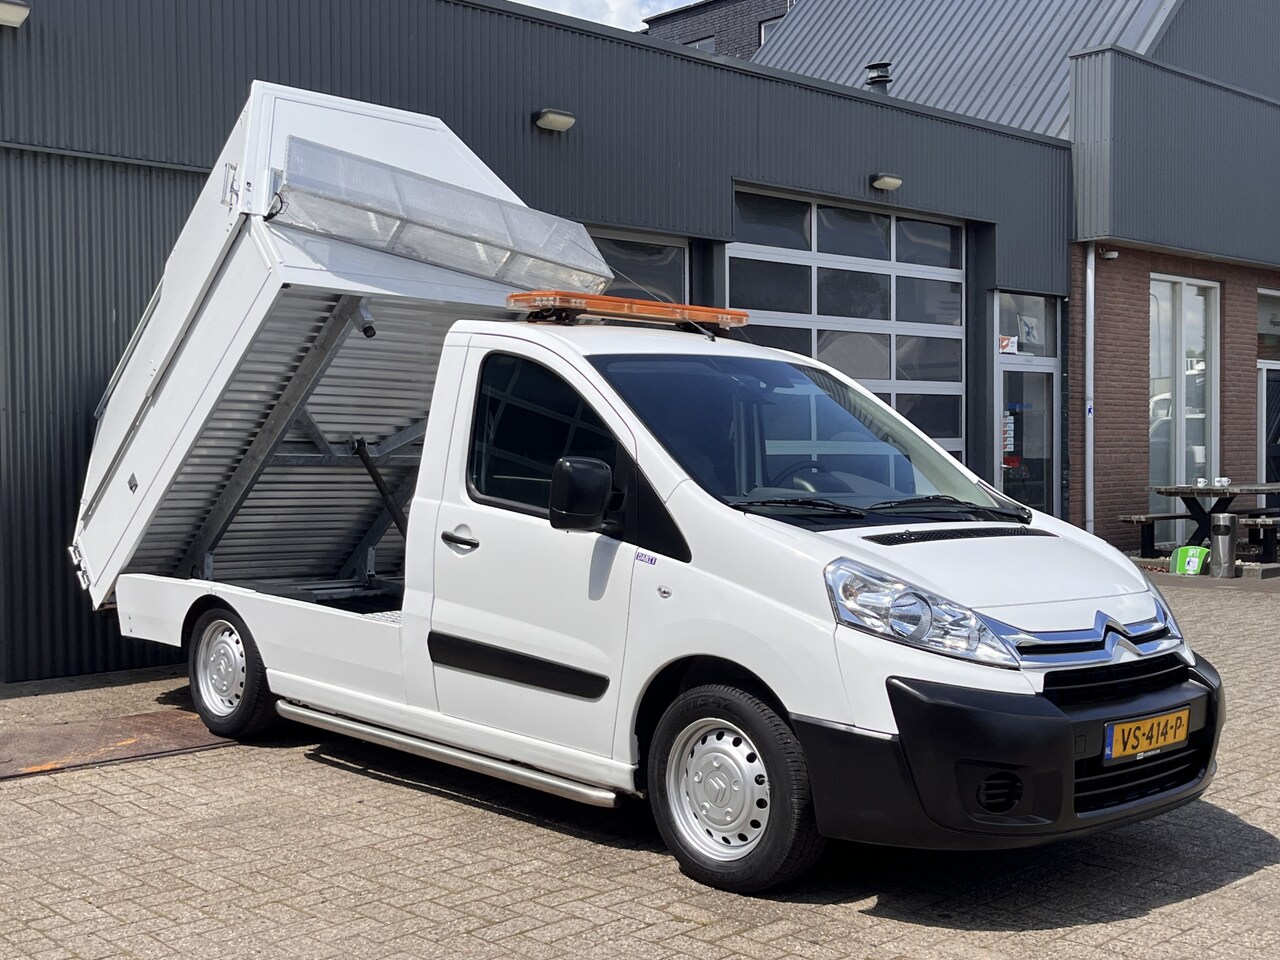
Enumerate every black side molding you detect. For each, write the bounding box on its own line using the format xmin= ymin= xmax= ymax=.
xmin=428 ymin=632 xmax=609 ymax=700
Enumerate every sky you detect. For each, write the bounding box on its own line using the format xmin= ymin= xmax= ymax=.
xmin=507 ymin=1 xmax=678 ymax=31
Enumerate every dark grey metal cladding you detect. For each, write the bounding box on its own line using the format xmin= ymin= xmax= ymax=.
xmin=0 ymin=147 xmax=198 ymax=682
xmin=755 ymin=0 xmax=1177 ymax=137
xmin=1 ymin=0 xmax=1072 ymax=680
xmin=0 ymin=0 xmax=1071 ymax=292
xmin=1149 ymin=0 xmax=1280 ymax=102
xmin=1072 ymin=46 xmax=1280 ymax=268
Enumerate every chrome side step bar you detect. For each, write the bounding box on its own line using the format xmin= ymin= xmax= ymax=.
xmin=276 ymin=700 xmax=619 ymax=808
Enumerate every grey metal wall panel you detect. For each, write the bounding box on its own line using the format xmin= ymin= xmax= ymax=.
xmin=1073 ymin=47 xmax=1280 ymax=268
xmin=756 ymin=0 xmax=1176 ymax=136
xmin=1150 ymin=0 xmax=1280 ymax=101
xmin=1070 ymin=50 xmax=1114 ymax=242
xmin=0 ymin=148 xmax=200 ymax=681
xmin=0 ymin=0 xmax=1071 ymax=680
xmin=0 ymin=0 xmax=1070 ymax=271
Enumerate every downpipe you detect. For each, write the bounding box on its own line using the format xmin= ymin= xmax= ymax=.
xmin=1085 ymin=242 xmax=1096 ymax=535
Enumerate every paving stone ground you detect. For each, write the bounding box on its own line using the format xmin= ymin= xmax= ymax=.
xmin=1 ymin=579 xmax=1278 ymax=959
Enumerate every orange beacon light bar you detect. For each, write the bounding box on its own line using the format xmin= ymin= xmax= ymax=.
xmin=507 ymin=291 xmax=750 ymax=328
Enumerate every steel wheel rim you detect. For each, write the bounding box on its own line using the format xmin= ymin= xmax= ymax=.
xmin=666 ymin=717 xmax=771 ymax=862
xmin=195 ymin=619 xmax=246 ymax=718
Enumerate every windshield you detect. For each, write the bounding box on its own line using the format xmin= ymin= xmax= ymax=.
xmin=591 ymin=353 xmax=1008 ymax=524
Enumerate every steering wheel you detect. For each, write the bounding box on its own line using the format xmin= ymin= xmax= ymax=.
xmin=768 ymin=461 xmax=852 ymax=493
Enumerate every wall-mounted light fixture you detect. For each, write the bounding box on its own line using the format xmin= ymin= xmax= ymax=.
xmin=1100 ymin=249 xmax=1120 ymax=260
xmin=870 ymin=172 xmax=903 ymax=191
xmin=534 ymin=108 xmax=577 ymax=132
xmin=0 ymin=0 xmax=31 ymax=28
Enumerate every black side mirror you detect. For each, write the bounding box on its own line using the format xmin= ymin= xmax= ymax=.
xmin=549 ymin=457 xmax=612 ymax=531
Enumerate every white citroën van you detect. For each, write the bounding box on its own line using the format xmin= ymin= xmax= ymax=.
xmin=72 ymin=85 xmax=1223 ymax=892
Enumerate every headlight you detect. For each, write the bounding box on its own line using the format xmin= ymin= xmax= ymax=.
xmin=824 ymin=557 xmax=1018 ymax=668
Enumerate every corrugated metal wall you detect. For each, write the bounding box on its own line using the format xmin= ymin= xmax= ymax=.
xmin=1072 ymin=47 xmax=1280 ymax=267
xmin=1150 ymin=0 xmax=1280 ymax=103
xmin=1 ymin=0 xmax=1071 ymax=680
xmin=1 ymin=0 xmax=1071 ymax=284
xmin=0 ymin=148 xmax=201 ymax=681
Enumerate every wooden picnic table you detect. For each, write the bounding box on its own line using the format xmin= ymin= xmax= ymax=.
xmin=1153 ymin=482 xmax=1280 ymax=546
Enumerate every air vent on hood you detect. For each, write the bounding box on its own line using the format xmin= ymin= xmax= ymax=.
xmin=864 ymin=527 xmax=1056 ymax=546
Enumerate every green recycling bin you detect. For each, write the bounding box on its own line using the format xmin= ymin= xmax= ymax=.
xmin=1170 ymin=545 xmax=1209 ymax=576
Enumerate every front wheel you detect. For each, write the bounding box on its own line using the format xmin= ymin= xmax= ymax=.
xmin=648 ymin=684 xmax=825 ymax=892
xmin=188 ymin=607 xmax=276 ymax=738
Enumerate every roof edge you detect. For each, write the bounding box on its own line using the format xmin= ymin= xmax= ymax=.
xmin=449 ymin=1 xmax=1070 ymax=147
xmin=643 ymin=0 xmax=722 ymax=25
xmin=1072 ymin=235 xmax=1280 ymax=274
xmin=1069 ymin=43 xmax=1280 ymax=111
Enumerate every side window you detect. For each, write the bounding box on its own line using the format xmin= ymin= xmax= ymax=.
xmin=469 ymin=353 xmax=619 ymax=512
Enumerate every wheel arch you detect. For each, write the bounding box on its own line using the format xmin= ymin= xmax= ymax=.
xmin=181 ymin=594 xmax=242 ymax=650
xmin=632 ymin=655 xmax=788 ymax=793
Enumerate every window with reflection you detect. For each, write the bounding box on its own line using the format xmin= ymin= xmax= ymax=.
xmin=999 ymin=293 xmax=1058 ymax=357
xmin=733 ymin=192 xmax=810 ymax=250
xmin=1259 ymin=292 xmax=1280 ymax=361
xmin=594 ymin=236 xmax=686 ymax=304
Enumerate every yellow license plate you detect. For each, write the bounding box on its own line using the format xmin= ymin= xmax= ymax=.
xmin=1104 ymin=707 xmax=1190 ymax=762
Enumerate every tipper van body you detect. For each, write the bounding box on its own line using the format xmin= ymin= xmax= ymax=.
xmin=72 ymin=84 xmax=1223 ymax=892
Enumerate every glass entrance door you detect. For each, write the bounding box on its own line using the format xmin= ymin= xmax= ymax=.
xmin=1149 ymin=276 xmax=1219 ymax=544
xmin=1001 ymin=370 xmax=1054 ymax=513
xmin=1260 ymin=365 xmax=1280 ymax=508
xmin=995 ymin=293 xmax=1059 ymax=514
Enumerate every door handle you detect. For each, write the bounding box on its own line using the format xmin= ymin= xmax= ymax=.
xmin=441 ymin=530 xmax=480 ymax=550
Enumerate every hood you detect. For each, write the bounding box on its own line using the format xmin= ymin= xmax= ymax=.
xmin=806 ymin=521 xmax=1148 ymax=610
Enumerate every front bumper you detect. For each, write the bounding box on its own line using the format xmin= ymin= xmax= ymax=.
xmin=792 ymin=653 xmax=1223 ymax=849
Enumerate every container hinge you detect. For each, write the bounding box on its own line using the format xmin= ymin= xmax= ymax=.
xmin=221 ymin=163 xmax=240 ymax=207
xmin=68 ymin=543 xmax=91 ymax=590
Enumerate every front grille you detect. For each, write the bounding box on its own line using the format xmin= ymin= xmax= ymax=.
xmin=1074 ymin=730 xmax=1211 ymax=813
xmin=1017 ymin=627 xmax=1168 ymax=658
xmin=1042 ymin=654 xmax=1190 ymax=707
xmin=865 ymin=527 xmax=1055 ymax=546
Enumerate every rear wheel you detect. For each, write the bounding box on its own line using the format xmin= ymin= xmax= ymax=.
xmin=648 ymin=684 xmax=825 ymax=893
xmin=188 ymin=607 xmax=275 ymax=738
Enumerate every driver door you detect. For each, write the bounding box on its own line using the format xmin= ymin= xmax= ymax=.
xmin=426 ymin=338 xmax=637 ymax=758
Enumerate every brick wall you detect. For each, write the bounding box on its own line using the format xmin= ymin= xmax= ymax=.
xmin=645 ymin=0 xmax=791 ymax=60
xmin=1067 ymin=243 xmax=1276 ymax=549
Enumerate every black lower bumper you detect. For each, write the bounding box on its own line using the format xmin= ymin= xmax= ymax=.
xmin=792 ymin=653 xmax=1223 ymax=850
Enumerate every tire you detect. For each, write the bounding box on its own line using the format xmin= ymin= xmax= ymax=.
xmin=187 ymin=607 xmax=276 ymax=738
xmin=648 ymin=684 xmax=825 ymax=893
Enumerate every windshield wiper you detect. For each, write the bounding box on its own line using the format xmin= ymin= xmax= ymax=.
xmin=870 ymin=494 xmax=1031 ymax=524
xmin=734 ymin=497 xmax=867 ymax=518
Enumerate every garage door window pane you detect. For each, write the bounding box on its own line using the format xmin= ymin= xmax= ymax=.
xmin=734 ymin=193 xmax=811 ymax=250
xmin=896 ymin=393 xmax=962 ymax=439
xmin=595 ymin=237 xmax=685 ymax=303
xmin=726 ymin=324 xmax=811 ymax=355
xmin=817 ymin=268 xmax=890 ymax=320
xmin=729 ymin=258 xmax=811 ymax=313
xmin=816 ymin=206 xmax=890 ymax=260
xmin=897 ymin=277 xmax=962 ymax=326
xmin=896 ymin=219 xmax=961 ymax=268
xmin=896 ymin=336 xmax=962 ymax=381
xmin=816 ymin=330 xmax=890 ymax=380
